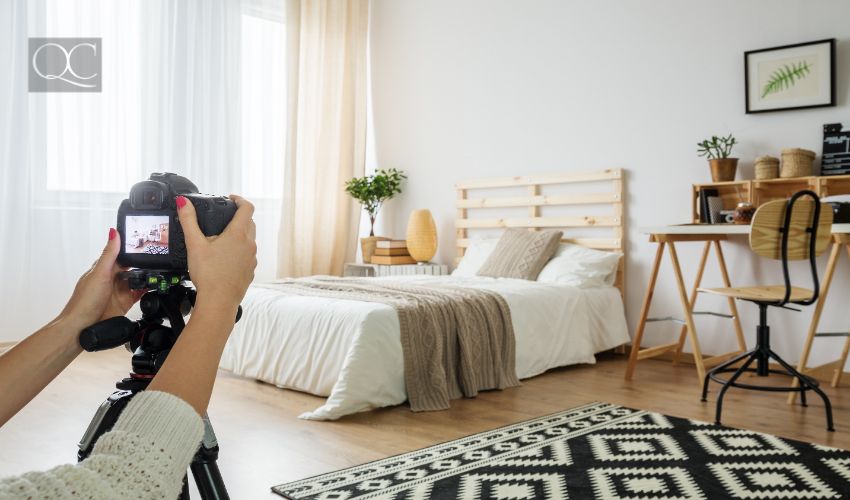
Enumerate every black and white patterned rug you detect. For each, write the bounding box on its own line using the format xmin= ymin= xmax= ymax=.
xmin=272 ymin=402 xmax=850 ymax=499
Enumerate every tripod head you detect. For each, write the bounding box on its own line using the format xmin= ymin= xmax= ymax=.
xmin=79 ymin=270 xmax=241 ymax=391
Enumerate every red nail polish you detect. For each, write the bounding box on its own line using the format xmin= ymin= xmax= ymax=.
xmin=176 ymin=196 xmax=187 ymax=209
xmin=108 ymin=228 xmax=117 ymax=241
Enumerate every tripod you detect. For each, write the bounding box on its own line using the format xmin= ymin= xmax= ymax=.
xmin=78 ymin=273 xmax=238 ymax=500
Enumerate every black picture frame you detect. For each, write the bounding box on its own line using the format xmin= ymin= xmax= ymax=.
xmin=744 ymin=39 xmax=835 ymax=114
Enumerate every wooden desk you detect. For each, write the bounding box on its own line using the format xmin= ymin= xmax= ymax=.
xmin=625 ymin=223 xmax=850 ymax=388
xmin=788 ymin=229 xmax=850 ymax=403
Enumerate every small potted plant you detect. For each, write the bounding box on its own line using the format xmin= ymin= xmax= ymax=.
xmin=697 ymin=134 xmax=738 ymax=182
xmin=345 ymin=168 xmax=406 ymax=263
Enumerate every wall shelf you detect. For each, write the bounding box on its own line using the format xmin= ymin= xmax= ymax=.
xmin=692 ymin=174 xmax=850 ymax=223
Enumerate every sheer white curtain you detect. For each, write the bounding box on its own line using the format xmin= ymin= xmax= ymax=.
xmin=0 ymin=0 xmax=32 ymax=342
xmin=277 ymin=0 xmax=370 ymax=277
xmin=0 ymin=0 xmax=286 ymax=342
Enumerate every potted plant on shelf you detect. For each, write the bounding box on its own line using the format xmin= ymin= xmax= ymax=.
xmin=345 ymin=168 xmax=406 ymax=263
xmin=697 ymin=134 xmax=738 ymax=182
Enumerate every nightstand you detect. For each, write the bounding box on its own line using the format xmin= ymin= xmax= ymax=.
xmin=343 ymin=263 xmax=449 ymax=277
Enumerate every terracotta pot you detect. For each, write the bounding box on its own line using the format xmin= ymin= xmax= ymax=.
xmin=360 ymin=236 xmax=390 ymax=264
xmin=708 ymin=158 xmax=738 ymax=182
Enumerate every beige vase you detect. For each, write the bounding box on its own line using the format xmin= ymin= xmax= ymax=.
xmin=360 ymin=236 xmax=389 ymax=264
xmin=406 ymin=209 xmax=438 ymax=263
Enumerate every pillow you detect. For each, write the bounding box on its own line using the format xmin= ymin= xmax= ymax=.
xmin=536 ymin=243 xmax=622 ymax=288
xmin=476 ymin=229 xmax=563 ymax=280
xmin=451 ymin=237 xmax=500 ymax=277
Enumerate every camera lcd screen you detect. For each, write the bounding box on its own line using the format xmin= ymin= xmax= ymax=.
xmin=124 ymin=215 xmax=170 ymax=255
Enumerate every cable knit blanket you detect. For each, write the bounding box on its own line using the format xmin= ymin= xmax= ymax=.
xmin=259 ymin=277 xmax=520 ymax=412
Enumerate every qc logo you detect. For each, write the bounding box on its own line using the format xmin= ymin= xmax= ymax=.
xmin=28 ymin=38 xmax=101 ymax=92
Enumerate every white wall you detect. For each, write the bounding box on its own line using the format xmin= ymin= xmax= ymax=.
xmin=369 ymin=0 xmax=850 ymax=368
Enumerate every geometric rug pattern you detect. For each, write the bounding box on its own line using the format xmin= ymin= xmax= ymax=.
xmin=272 ymin=402 xmax=850 ymax=499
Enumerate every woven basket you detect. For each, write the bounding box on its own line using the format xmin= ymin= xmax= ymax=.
xmin=754 ymin=155 xmax=779 ymax=180
xmin=780 ymin=148 xmax=815 ymax=178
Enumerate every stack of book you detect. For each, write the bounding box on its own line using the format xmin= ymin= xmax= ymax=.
xmin=371 ymin=240 xmax=416 ymax=265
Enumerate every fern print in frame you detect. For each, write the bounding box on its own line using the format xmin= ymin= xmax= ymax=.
xmin=761 ymin=61 xmax=812 ymax=98
xmin=745 ymin=39 xmax=834 ymax=114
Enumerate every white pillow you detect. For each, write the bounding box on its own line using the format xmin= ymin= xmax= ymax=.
xmin=451 ymin=237 xmax=500 ymax=277
xmin=536 ymin=243 xmax=622 ymax=288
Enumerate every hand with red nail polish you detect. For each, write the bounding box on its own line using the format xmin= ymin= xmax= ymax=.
xmin=0 ymin=227 xmax=148 ymax=428
xmin=57 ymin=227 xmax=145 ymax=331
xmin=175 ymin=194 xmax=257 ymax=314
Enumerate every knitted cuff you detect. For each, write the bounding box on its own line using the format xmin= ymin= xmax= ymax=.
xmin=111 ymin=390 xmax=205 ymax=469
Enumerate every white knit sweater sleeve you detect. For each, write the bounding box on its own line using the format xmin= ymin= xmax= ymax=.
xmin=0 ymin=391 xmax=204 ymax=500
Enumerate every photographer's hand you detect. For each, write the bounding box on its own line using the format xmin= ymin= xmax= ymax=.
xmin=0 ymin=229 xmax=143 ymax=428
xmin=60 ymin=229 xmax=146 ymax=327
xmin=178 ymin=194 xmax=257 ymax=313
xmin=148 ymin=195 xmax=257 ymax=415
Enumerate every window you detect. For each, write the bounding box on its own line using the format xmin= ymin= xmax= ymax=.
xmin=32 ymin=0 xmax=286 ymax=201
xmin=240 ymin=12 xmax=286 ymax=200
xmin=37 ymin=0 xmax=144 ymax=193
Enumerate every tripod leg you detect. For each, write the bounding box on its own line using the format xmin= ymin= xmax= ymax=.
xmin=181 ymin=477 xmax=190 ymax=500
xmin=190 ymin=415 xmax=230 ymax=500
xmin=78 ymin=390 xmax=136 ymax=461
xmin=191 ymin=460 xmax=229 ymax=500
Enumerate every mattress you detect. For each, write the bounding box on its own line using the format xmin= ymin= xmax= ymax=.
xmin=219 ymin=275 xmax=629 ymax=420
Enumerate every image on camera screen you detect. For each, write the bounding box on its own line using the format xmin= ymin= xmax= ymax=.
xmin=125 ymin=215 xmax=170 ymax=255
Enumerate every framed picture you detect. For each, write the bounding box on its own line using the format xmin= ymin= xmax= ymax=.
xmin=745 ymin=39 xmax=835 ymax=114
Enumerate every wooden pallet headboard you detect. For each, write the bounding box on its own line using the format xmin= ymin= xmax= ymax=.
xmin=455 ymin=168 xmax=626 ymax=297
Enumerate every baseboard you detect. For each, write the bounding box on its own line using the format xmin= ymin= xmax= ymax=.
xmin=0 ymin=341 xmax=16 ymax=355
xmin=623 ymin=344 xmax=850 ymax=385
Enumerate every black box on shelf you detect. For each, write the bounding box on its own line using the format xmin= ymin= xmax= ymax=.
xmin=822 ymin=123 xmax=850 ymax=176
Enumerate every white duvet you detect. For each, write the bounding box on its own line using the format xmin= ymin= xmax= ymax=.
xmin=219 ymin=275 xmax=629 ymax=420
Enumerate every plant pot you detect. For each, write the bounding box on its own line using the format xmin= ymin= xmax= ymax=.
xmin=360 ymin=236 xmax=390 ymax=264
xmin=708 ymin=158 xmax=738 ymax=182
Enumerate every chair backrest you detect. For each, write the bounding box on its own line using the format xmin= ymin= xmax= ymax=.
xmin=750 ymin=198 xmax=833 ymax=260
xmin=748 ymin=190 xmax=833 ymax=306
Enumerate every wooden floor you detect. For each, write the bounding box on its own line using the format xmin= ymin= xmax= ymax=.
xmin=0 ymin=349 xmax=847 ymax=498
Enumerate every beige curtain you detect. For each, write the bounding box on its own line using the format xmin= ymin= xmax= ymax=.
xmin=277 ymin=0 xmax=369 ymax=277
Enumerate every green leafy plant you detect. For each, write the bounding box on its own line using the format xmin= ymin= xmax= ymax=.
xmin=697 ymin=134 xmax=737 ymax=160
xmin=345 ymin=168 xmax=406 ymax=236
xmin=761 ymin=61 xmax=812 ymax=98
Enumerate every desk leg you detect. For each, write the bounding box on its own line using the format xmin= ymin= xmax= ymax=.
xmin=672 ymin=241 xmax=711 ymax=366
xmin=668 ymin=242 xmax=706 ymax=384
xmin=788 ymin=241 xmax=841 ymax=404
xmin=714 ymin=240 xmax=747 ymax=353
xmin=832 ymin=244 xmax=850 ymax=388
xmin=625 ymin=241 xmax=665 ymax=381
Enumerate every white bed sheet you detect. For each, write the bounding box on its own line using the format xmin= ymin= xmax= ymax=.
xmin=219 ymin=275 xmax=629 ymax=420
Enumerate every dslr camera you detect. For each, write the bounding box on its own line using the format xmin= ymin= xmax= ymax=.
xmin=117 ymin=173 xmax=237 ymax=272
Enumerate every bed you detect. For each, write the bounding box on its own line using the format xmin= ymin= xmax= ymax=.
xmin=220 ymin=169 xmax=628 ymax=420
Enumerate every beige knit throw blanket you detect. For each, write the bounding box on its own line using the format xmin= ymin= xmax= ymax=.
xmin=257 ymin=277 xmax=520 ymax=412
